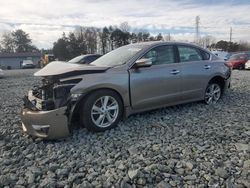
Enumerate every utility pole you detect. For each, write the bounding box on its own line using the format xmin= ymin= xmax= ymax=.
xmin=195 ymin=16 xmax=200 ymax=44
xmin=229 ymin=27 xmax=232 ymax=42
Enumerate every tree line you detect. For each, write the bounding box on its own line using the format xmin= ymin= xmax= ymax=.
xmin=53 ymin=23 xmax=164 ymax=60
xmin=210 ymin=40 xmax=250 ymax=52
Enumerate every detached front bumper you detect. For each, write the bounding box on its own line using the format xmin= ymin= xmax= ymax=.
xmin=21 ymin=106 xmax=70 ymax=139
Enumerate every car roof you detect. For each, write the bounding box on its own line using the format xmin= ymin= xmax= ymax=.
xmin=126 ymin=41 xmax=211 ymax=54
xmin=129 ymin=41 xmax=198 ymax=46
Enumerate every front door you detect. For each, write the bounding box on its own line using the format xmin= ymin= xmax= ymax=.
xmin=129 ymin=45 xmax=182 ymax=110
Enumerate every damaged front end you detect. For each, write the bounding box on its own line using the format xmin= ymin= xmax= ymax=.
xmin=21 ymin=77 xmax=82 ymax=139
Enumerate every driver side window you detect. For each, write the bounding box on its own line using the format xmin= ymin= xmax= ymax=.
xmin=142 ymin=45 xmax=175 ymax=65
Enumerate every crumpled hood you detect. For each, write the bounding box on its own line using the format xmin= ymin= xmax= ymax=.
xmin=34 ymin=61 xmax=109 ymax=77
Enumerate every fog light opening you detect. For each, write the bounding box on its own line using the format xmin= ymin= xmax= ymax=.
xmin=32 ymin=124 xmax=50 ymax=134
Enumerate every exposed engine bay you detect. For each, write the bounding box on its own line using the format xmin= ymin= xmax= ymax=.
xmin=21 ymin=61 xmax=109 ymax=139
xmin=23 ymin=77 xmax=83 ymax=112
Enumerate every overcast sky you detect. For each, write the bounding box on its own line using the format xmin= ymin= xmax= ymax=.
xmin=0 ymin=0 xmax=249 ymax=49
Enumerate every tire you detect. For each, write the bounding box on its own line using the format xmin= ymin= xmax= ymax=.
xmin=204 ymin=83 xmax=222 ymax=104
xmin=239 ymin=64 xmax=245 ymax=70
xmin=80 ymin=89 xmax=123 ymax=132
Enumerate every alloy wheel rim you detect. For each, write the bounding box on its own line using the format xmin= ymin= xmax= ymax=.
xmin=205 ymin=84 xmax=221 ymax=104
xmin=91 ymin=96 xmax=119 ymax=128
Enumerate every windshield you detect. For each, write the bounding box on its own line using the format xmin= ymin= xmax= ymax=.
xmin=91 ymin=45 xmax=142 ymax=67
xmin=68 ymin=55 xmax=84 ymax=63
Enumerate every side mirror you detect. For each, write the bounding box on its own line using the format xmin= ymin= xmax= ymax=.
xmin=134 ymin=58 xmax=152 ymax=68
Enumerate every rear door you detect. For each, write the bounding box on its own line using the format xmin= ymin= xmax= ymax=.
xmin=129 ymin=45 xmax=182 ymax=110
xmin=177 ymin=45 xmax=212 ymax=101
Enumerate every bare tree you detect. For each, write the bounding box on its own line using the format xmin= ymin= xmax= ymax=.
xmin=238 ymin=41 xmax=250 ymax=51
xmin=75 ymin=27 xmax=98 ymax=54
xmin=99 ymin=27 xmax=110 ymax=54
xmin=120 ymin=22 xmax=131 ymax=33
xmin=1 ymin=32 xmax=15 ymax=53
xmin=198 ymin=35 xmax=216 ymax=49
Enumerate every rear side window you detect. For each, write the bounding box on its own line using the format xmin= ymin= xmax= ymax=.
xmin=178 ymin=46 xmax=203 ymax=62
xmin=142 ymin=45 xmax=175 ymax=65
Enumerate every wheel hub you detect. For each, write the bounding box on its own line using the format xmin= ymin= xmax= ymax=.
xmin=91 ymin=96 xmax=119 ymax=128
xmin=205 ymin=83 xmax=221 ymax=104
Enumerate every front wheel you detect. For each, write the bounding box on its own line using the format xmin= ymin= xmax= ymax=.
xmin=204 ymin=83 xmax=222 ymax=104
xmin=81 ymin=90 xmax=123 ymax=132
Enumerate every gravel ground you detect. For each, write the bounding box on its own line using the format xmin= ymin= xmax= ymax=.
xmin=0 ymin=69 xmax=249 ymax=188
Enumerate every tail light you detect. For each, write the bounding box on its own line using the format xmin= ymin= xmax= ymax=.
xmin=224 ymin=61 xmax=233 ymax=69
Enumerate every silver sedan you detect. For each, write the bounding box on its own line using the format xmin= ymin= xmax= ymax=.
xmin=21 ymin=42 xmax=231 ymax=139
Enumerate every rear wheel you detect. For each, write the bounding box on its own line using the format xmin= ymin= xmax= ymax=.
xmin=81 ymin=90 xmax=123 ymax=132
xmin=204 ymin=83 xmax=222 ymax=104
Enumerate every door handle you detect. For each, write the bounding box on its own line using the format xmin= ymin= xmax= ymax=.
xmin=170 ymin=70 xmax=180 ymax=75
xmin=204 ymin=65 xmax=211 ymax=69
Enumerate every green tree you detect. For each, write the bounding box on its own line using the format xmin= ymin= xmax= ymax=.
xmin=0 ymin=30 xmax=37 ymax=53
xmin=121 ymin=31 xmax=130 ymax=45
xmin=142 ymin=32 xmax=150 ymax=41
xmin=53 ymin=33 xmax=70 ymax=60
xmin=67 ymin=32 xmax=83 ymax=59
xmin=215 ymin=40 xmax=229 ymax=51
xmin=214 ymin=40 xmax=240 ymax=52
xmin=12 ymin=29 xmax=37 ymax=52
xmin=149 ymin=36 xmax=155 ymax=41
xmin=227 ymin=42 xmax=239 ymax=52
xmin=110 ymin=28 xmax=130 ymax=48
